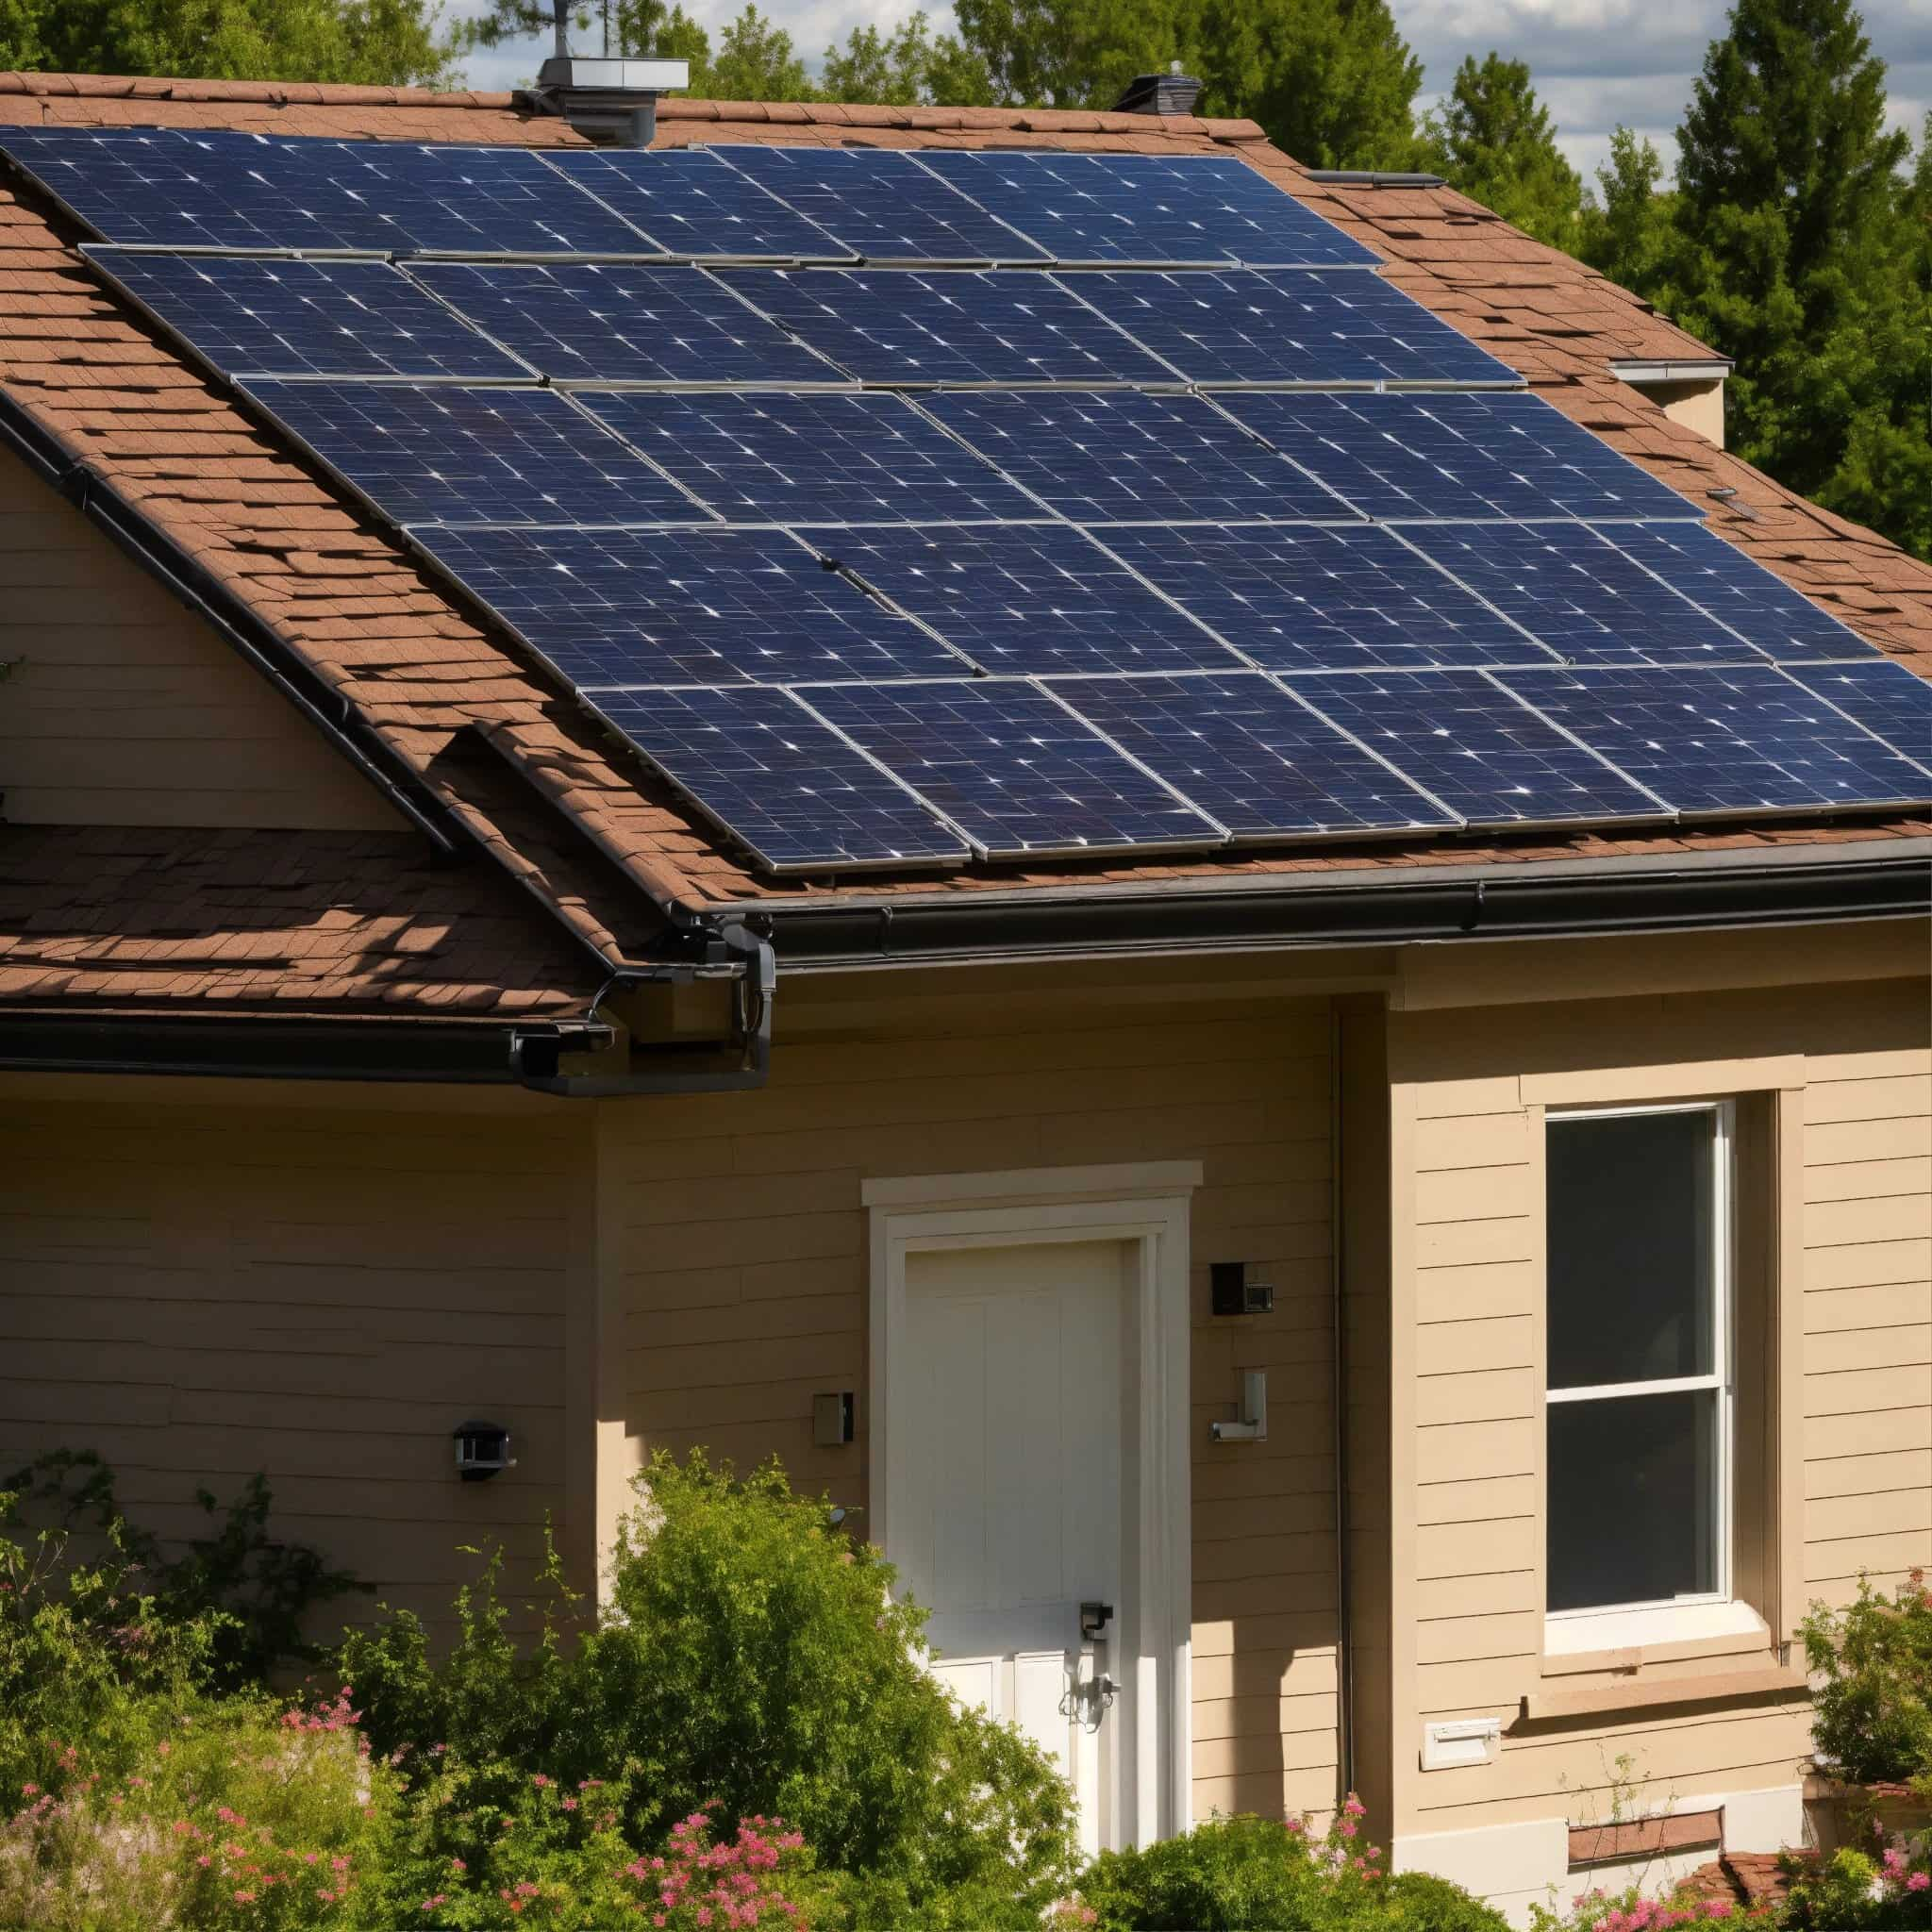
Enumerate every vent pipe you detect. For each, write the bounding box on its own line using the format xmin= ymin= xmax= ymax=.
xmin=1113 ymin=60 xmax=1204 ymax=116
xmin=525 ymin=6 xmax=688 ymax=148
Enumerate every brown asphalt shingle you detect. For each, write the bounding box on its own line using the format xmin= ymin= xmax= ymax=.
xmin=0 ymin=71 xmax=1926 ymax=1009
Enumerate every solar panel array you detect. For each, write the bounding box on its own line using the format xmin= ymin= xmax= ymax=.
xmin=8 ymin=125 xmax=1926 ymax=873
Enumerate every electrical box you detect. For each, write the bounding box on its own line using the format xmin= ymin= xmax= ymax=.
xmin=453 ymin=1420 xmax=515 ymax=1483
xmin=813 ymin=1391 xmax=855 ymax=1447
xmin=1421 ymin=1717 xmax=1502 ymax=1771
xmin=1210 ymin=1261 xmax=1274 ymax=1317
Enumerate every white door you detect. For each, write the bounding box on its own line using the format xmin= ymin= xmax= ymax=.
xmin=892 ymin=1240 xmax=1126 ymax=1857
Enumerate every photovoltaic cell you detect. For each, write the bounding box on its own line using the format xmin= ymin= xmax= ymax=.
xmin=1399 ymin=522 xmax=1749 ymax=666
xmin=1497 ymin=663 xmax=1932 ymax=813
xmin=590 ymin=684 xmax=967 ymax=870
xmin=243 ymin=382 xmax=709 ymax=528
xmin=92 ymin=249 xmax=527 ymax=380
xmin=915 ymin=150 xmax=1380 ymax=268
xmin=1095 ymin=524 xmax=1551 ymax=672
xmin=414 ymin=525 xmax=967 ymax=687
xmin=1049 ymin=673 xmax=1453 ymax=837
xmin=543 ymin=147 xmax=854 ymax=260
xmin=720 ymin=268 xmax=1171 ymax=385
xmin=1285 ymin=669 xmax=1667 ymax=825
xmin=1605 ymin=522 xmax=1881 ymax=662
xmin=800 ymin=678 xmax=1223 ymax=857
xmin=579 ymin=390 xmax=1040 ymax=525
xmin=406 ymin=261 xmax=840 ymax=386
xmin=919 ymin=390 xmax=1350 ymax=524
xmin=1784 ymin=658 xmax=1932 ymax=768
xmin=816 ymin=525 xmax=1242 ymax=675
xmin=1068 ymin=269 xmax=1521 ymax=387
xmin=1219 ymin=390 xmax=1697 ymax=523
xmin=714 ymin=145 xmax=1046 ymax=263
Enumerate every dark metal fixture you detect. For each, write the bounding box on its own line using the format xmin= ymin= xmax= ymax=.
xmin=1112 ymin=63 xmax=1204 ymax=116
xmin=1211 ymin=1260 xmax=1274 ymax=1316
xmin=454 ymin=1421 xmax=515 ymax=1481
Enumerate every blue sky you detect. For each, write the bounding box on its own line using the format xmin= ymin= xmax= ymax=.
xmin=447 ymin=0 xmax=1929 ymax=188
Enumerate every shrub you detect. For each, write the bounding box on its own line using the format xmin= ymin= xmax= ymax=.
xmin=343 ymin=1451 xmax=1080 ymax=1927
xmin=1778 ymin=1829 xmax=1932 ymax=1928
xmin=1529 ymin=1881 xmax=1777 ymax=1930
xmin=1801 ymin=1567 xmax=1932 ymax=1784
xmin=1072 ymin=1803 xmax=1508 ymax=1931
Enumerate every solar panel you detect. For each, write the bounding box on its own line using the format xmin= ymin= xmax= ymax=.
xmin=1095 ymin=524 xmax=1552 ymax=672
xmin=591 ymin=684 xmax=968 ymax=870
xmin=543 ymin=146 xmax=855 ymax=260
xmin=713 ymin=145 xmax=1047 ymax=264
xmin=1607 ymin=522 xmax=1881 ymax=661
xmin=1784 ymin=658 xmax=1932 ymax=767
xmin=1220 ymin=391 xmax=1698 ymax=523
xmin=1068 ymin=269 xmax=1522 ymax=387
xmin=406 ymin=261 xmax=841 ymax=386
xmin=800 ymin=678 xmax=1224 ymax=857
xmin=579 ymin=390 xmax=1041 ymax=524
xmin=919 ymin=389 xmax=1350 ymax=524
xmin=1048 ymin=672 xmax=1454 ymax=837
xmin=414 ymin=525 xmax=969 ymax=687
xmin=243 ymin=381 xmax=709 ymax=528
xmin=1497 ymin=663 xmax=1932 ymax=813
xmin=720 ymin=268 xmax=1172 ymax=385
xmin=91 ymin=248 xmax=529 ymax=381
xmin=1286 ymin=669 xmax=1668 ymax=826
xmin=1399 ymin=521 xmax=1750 ymax=665
xmin=816 ymin=525 xmax=1241 ymax=675
xmin=915 ymin=150 xmax=1381 ymax=269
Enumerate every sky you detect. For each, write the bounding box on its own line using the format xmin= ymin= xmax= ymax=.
xmin=448 ymin=0 xmax=1929 ymax=188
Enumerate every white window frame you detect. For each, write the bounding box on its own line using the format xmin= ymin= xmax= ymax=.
xmin=1542 ymin=1100 xmax=1738 ymax=1648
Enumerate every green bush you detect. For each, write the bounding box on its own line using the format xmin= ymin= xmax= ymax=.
xmin=1801 ymin=1567 xmax=1932 ymax=1784
xmin=1072 ymin=1806 xmax=1509 ymax=1931
xmin=1779 ymin=1837 xmax=1932 ymax=1928
xmin=343 ymin=1450 xmax=1081 ymax=1927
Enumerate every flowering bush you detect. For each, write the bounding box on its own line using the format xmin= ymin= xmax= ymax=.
xmin=1778 ymin=1821 xmax=1932 ymax=1929
xmin=1528 ymin=1883 xmax=1774 ymax=1931
xmin=1801 ymin=1567 xmax=1932 ymax=1785
xmin=1070 ymin=1799 xmax=1509 ymax=1930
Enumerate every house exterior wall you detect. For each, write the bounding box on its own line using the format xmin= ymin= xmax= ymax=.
xmin=0 ymin=451 xmax=406 ymax=831
xmin=1375 ymin=964 xmax=1930 ymax=1921
xmin=0 ymin=1079 xmax=580 ymax=1641
xmin=1628 ymin=377 xmax=1726 ymax=449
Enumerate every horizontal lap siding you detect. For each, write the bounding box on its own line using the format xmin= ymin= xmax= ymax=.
xmin=0 ymin=1097 xmax=576 ymax=1641
xmin=1393 ymin=981 xmax=1931 ymax=1840
xmin=613 ymin=995 xmax=1340 ymax=1825
xmin=0 ymin=451 xmax=401 ymax=829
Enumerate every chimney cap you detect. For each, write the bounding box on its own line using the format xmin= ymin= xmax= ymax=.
xmin=1112 ymin=69 xmax=1204 ymax=116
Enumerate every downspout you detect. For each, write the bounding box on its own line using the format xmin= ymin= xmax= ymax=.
xmin=1330 ymin=1002 xmax=1356 ymax=1806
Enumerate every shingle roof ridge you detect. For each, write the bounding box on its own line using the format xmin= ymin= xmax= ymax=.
xmin=0 ymin=70 xmax=520 ymax=108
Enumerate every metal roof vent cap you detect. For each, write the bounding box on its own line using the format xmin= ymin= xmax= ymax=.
xmin=1113 ymin=61 xmax=1204 ymax=116
xmin=528 ymin=54 xmax=689 ymax=146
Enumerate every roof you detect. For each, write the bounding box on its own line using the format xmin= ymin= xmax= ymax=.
xmin=0 ymin=73 xmax=1927 ymax=1023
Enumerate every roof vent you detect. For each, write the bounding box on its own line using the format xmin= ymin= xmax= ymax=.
xmin=1113 ymin=61 xmax=1204 ymax=117
xmin=528 ymin=54 xmax=690 ymax=146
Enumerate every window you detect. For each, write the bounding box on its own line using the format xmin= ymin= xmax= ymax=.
xmin=1544 ymin=1104 xmax=1732 ymax=1623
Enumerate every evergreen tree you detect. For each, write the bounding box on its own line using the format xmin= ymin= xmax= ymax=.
xmin=1670 ymin=0 xmax=1917 ymax=528
xmin=944 ymin=0 xmax=1176 ymax=113
xmin=0 ymin=0 xmax=456 ymax=85
xmin=1576 ymin=126 xmax=1680 ymax=296
xmin=1414 ymin=53 xmax=1582 ymax=248
xmin=820 ymin=11 xmax=992 ymax=108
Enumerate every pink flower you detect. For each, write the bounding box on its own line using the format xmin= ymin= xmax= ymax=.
xmin=532 ymin=1774 xmax=552 ymax=1788
xmin=1339 ymin=1821 xmax=1357 ymax=1839
xmin=561 ymin=1797 xmax=579 ymax=1811
xmin=234 ymin=1890 xmax=257 ymax=1904
xmin=19 ymin=1785 xmax=37 ymax=1798
xmin=197 ymin=1855 xmax=212 ymax=1868
xmin=1907 ymin=1873 xmax=1931 ymax=1893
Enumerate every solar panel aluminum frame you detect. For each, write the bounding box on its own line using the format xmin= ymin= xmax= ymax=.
xmin=788 ymin=675 xmax=1236 ymax=863
xmin=576 ymin=687 xmax=974 ymax=876
xmin=232 ymin=381 xmax=724 ymax=535
xmin=84 ymin=243 xmax=545 ymax=386
xmin=1485 ymin=663 xmax=1932 ymax=826
xmin=1029 ymin=671 xmax=1464 ymax=845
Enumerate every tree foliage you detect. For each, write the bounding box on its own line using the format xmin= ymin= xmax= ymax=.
xmin=1415 ymin=53 xmax=1583 ymax=248
xmin=0 ymin=0 xmax=458 ymax=85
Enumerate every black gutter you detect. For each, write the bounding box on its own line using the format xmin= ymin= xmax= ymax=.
xmin=759 ymin=850 xmax=1930 ymax=969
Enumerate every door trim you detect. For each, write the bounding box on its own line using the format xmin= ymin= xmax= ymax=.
xmin=865 ymin=1162 xmax=1201 ymax=1846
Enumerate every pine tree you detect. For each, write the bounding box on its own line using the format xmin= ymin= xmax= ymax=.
xmin=820 ymin=12 xmax=993 ymax=108
xmin=1414 ymin=52 xmax=1582 ymax=247
xmin=1576 ymin=127 xmax=1680 ymax=297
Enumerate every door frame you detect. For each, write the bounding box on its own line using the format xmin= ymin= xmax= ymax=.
xmin=864 ymin=1161 xmax=1200 ymax=1846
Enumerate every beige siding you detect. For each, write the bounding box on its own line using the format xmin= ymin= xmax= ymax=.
xmin=0 ymin=1090 xmax=578 ymax=1639
xmin=0 ymin=451 xmax=405 ymax=830
xmin=1385 ymin=974 xmax=1931 ymax=1840
xmin=610 ymin=985 xmax=1342 ymax=1824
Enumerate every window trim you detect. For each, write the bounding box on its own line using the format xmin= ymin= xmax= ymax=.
xmin=1542 ymin=1099 xmax=1737 ymax=1628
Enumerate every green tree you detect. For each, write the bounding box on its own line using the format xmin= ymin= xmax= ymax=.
xmin=820 ymin=11 xmax=993 ymax=108
xmin=1414 ymin=52 xmax=1583 ymax=248
xmin=1576 ymin=125 xmax=1681 ymax=295
xmin=0 ymin=0 xmax=458 ymax=85
xmin=1669 ymin=0 xmax=1924 ymax=548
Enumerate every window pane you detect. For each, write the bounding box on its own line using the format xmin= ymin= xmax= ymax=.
xmin=1547 ymin=1390 xmax=1718 ymax=1611
xmin=1547 ymin=1110 xmax=1715 ymax=1389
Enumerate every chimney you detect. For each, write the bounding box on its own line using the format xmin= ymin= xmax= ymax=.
xmin=1113 ymin=60 xmax=1204 ymax=117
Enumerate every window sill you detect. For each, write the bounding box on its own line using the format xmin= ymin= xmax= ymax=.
xmin=1522 ymin=1662 xmax=1807 ymax=1724
xmin=1544 ymin=1598 xmax=1769 ymax=1658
